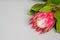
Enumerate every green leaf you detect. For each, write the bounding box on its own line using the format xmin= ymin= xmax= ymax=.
xmin=47 ymin=0 xmax=60 ymax=4
xmin=29 ymin=3 xmax=45 ymax=15
xmin=54 ymin=10 xmax=60 ymax=21
xmin=31 ymin=4 xmax=45 ymax=11
xmin=43 ymin=0 xmax=47 ymax=1
xmin=51 ymin=0 xmax=60 ymax=4
xmin=56 ymin=21 xmax=60 ymax=33
xmin=29 ymin=9 xmax=37 ymax=15
xmin=39 ymin=5 xmax=52 ymax=12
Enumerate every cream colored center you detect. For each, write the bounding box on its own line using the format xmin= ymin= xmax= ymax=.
xmin=37 ymin=18 xmax=46 ymax=28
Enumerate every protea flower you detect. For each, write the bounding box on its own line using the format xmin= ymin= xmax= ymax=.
xmin=29 ymin=11 xmax=55 ymax=33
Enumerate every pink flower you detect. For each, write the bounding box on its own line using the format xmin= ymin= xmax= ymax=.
xmin=29 ymin=11 xmax=55 ymax=33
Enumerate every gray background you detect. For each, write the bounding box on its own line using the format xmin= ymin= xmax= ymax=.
xmin=0 ymin=0 xmax=60 ymax=40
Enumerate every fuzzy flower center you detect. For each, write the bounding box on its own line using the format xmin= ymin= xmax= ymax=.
xmin=37 ymin=18 xmax=47 ymax=28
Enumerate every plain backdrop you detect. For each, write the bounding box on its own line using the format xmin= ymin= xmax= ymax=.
xmin=0 ymin=0 xmax=60 ymax=40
